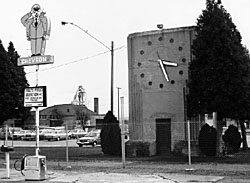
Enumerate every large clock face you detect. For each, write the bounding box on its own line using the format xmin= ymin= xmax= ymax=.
xmin=147 ymin=46 xmax=178 ymax=82
xmin=136 ymin=37 xmax=187 ymax=89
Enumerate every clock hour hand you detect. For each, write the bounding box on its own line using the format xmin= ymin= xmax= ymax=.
xmin=162 ymin=60 xmax=178 ymax=67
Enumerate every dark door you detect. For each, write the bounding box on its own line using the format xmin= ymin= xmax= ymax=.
xmin=156 ymin=118 xmax=171 ymax=155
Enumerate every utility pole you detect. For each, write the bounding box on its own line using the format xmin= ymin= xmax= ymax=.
xmin=61 ymin=21 xmax=114 ymax=113
xmin=111 ymin=42 xmax=114 ymax=112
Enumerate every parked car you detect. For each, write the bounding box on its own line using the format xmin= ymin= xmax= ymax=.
xmin=76 ymin=130 xmax=101 ymax=147
xmin=39 ymin=129 xmax=53 ymax=140
xmin=0 ymin=127 xmax=23 ymax=140
xmin=45 ymin=130 xmax=67 ymax=141
xmin=67 ymin=130 xmax=73 ymax=139
xmin=71 ymin=129 xmax=87 ymax=139
xmin=21 ymin=130 xmax=36 ymax=141
xmin=12 ymin=130 xmax=27 ymax=140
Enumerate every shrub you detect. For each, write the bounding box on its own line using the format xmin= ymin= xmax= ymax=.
xmin=198 ymin=123 xmax=217 ymax=156
xmin=222 ymin=125 xmax=242 ymax=154
xmin=100 ymin=111 xmax=121 ymax=155
xmin=125 ymin=140 xmax=152 ymax=157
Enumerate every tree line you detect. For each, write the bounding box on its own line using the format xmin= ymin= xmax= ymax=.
xmin=0 ymin=41 xmax=30 ymax=126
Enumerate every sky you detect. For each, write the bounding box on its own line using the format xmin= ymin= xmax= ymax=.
xmin=1 ymin=0 xmax=250 ymax=117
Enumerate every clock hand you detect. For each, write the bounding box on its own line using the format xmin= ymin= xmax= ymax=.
xmin=149 ymin=55 xmax=177 ymax=82
xmin=159 ymin=60 xmax=170 ymax=82
xmin=149 ymin=58 xmax=178 ymax=67
xmin=162 ymin=60 xmax=178 ymax=67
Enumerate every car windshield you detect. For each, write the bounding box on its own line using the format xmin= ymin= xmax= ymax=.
xmin=46 ymin=131 xmax=54 ymax=134
xmin=85 ymin=132 xmax=98 ymax=137
xmin=17 ymin=131 xmax=26 ymax=134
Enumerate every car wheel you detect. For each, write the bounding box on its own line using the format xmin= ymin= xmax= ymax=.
xmin=92 ymin=142 xmax=97 ymax=147
xmin=78 ymin=144 xmax=83 ymax=147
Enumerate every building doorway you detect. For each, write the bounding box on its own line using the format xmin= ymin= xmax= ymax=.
xmin=156 ymin=118 xmax=171 ymax=155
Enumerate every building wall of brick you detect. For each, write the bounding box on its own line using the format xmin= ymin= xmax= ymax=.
xmin=24 ymin=104 xmax=100 ymax=130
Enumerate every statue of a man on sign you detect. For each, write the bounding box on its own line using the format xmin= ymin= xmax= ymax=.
xmin=21 ymin=4 xmax=51 ymax=56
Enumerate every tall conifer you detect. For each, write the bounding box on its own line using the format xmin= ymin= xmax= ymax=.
xmin=7 ymin=42 xmax=30 ymax=121
xmin=188 ymin=0 xmax=250 ymax=150
xmin=0 ymin=40 xmax=30 ymax=125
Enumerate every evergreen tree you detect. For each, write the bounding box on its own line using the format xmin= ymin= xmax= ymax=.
xmin=188 ymin=0 xmax=250 ymax=119
xmin=222 ymin=125 xmax=242 ymax=154
xmin=198 ymin=123 xmax=217 ymax=156
xmin=7 ymin=42 xmax=30 ymax=121
xmin=188 ymin=0 xmax=250 ymax=150
xmin=0 ymin=41 xmax=30 ymax=125
xmin=0 ymin=40 xmax=15 ymax=125
xmin=100 ymin=111 xmax=121 ymax=155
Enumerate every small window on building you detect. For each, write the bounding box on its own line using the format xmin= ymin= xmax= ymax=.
xmin=67 ymin=109 xmax=70 ymax=112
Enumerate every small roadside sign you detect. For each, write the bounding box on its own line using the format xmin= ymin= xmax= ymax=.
xmin=18 ymin=55 xmax=54 ymax=66
xmin=24 ymin=86 xmax=47 ymax=107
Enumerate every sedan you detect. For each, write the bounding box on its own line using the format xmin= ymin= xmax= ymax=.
xmin=76 ymin=130 xmax=101 ymax=147
xmin=21 ymin=130 xmax=36 ymax=141
xmin=12 ymin=130 xmax=27 ymax=140
xmin=71 ymin=129 xmax=87 ymax=139
xmin=45 ymin=130 xmax=67 ymax=141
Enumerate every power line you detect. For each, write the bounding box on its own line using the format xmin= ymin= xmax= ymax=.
xmin=26 ymin=45 xmax=126 ymax=74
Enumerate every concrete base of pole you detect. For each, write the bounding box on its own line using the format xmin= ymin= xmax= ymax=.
xmin=5 ymin=152 xmax=10 ymax=179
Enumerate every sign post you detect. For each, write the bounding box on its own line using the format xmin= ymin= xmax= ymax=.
xmin=20 ymin=4 xmax=52 ymax=156
xmin=18 ymin=4 xmax=53 ymax=180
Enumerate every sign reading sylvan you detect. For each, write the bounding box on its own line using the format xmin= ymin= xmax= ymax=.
xmin=24 ymin=86 xmax=47 ymax=107
xmin=18 ymin=55 xmax=54 ymax=66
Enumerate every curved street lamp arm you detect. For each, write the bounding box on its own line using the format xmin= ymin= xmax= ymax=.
xmin=61 ymin=21 xmax=111 ymax=51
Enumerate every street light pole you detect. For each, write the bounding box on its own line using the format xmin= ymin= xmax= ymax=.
xmin=61 ymin=21 xmax=114 ymax=112
xmin=117 ymin=87 xmax=121 ymax=121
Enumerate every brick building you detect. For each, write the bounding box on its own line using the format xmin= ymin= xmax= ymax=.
xmin=24 ymin=104 xmax=104 ymax=130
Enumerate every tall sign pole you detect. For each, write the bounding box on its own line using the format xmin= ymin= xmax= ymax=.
xmin=19 ymin=4 xmax=53 ymax=156
xmin=35 ymin=65 xmax=39 ymax=155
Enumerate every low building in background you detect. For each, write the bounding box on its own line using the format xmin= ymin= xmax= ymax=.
xmin=23 ymin=104 xmax=104 ymax=130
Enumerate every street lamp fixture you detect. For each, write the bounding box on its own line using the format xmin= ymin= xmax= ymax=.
xmin=61 ymin=21 xmax=114 ymax=112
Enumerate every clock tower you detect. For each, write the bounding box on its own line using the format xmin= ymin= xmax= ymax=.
xmin=127 ymin=26 xmax=195 ymax=156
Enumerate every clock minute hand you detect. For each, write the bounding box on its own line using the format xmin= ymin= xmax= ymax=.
xmin=158 ymin=59 xmax=170 ymax=82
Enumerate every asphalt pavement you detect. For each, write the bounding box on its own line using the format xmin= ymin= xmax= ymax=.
xmin=0 ymin=160 xmax=225 ymax=183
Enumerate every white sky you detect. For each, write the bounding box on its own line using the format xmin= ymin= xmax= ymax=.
xmin=1 ymin=0 xmax=250 ymax=117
